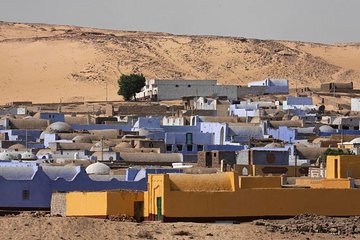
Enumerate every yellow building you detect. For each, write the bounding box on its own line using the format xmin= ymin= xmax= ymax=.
xmin=65 ymin=190 xmax=144 ymax=220
xmin=144 ymin=173 xmax=360 ymax=222
xmin=326 ymin=155 xmax=360 ymax=179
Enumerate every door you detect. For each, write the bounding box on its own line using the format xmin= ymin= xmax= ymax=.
xmin=134 ymin=201 xmax=144 ymax=222
xmin=334 ymin=159 xmax=338 ymax=178
xmin=206 ymin=152 xmax=212 ymax=167
xmin=156 ymin=197 xmax=162 ymax=221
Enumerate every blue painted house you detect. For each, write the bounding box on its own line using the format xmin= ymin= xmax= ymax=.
xmin=0 ymin=165 xmax=180 ymax=210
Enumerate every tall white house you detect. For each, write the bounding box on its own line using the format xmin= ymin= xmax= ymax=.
xmin=135 ymin=79 xmax=238 ymax=101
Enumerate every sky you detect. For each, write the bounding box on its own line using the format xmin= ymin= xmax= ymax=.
xmin=0 ymin=0 xmax=359 ymax=43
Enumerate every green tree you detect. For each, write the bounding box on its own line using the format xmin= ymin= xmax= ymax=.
xmin=117 ymin=73 xmax=146 ymax=101
xmin=324 ymin=148 xmax=352 ymax=156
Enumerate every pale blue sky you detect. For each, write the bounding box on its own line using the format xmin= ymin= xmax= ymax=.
xmin=0 ymin=0 xmax=359 ymax=43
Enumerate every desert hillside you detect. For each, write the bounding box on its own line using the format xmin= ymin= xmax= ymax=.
xmin=1 ymin=21 xmax=360 ymax=104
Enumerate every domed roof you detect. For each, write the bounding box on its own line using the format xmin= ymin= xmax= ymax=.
xmin=90 ymin=140 xmax=115 ymax=151
xmin=85 ymin=162 xmax=110 ymax=175
xmin=21 ymin=151 xmax=37 ymax=159
xmin=1 ymin=114 xmax=16 ymax=120
xmin=8 ymin=143 xmax=26 ymax=151
xmin=350 ymin=137 xmax=360 ymax=144
xmin=39 ymin=130 xmax=51 ymax=140
xmin=312 ymin=137 xmax=330 ymax=144
xmin=115 ymin=142 xmax=132 ymax=149
xmin=46 ymin=122 xmax=73 ymax=133
xmin=0 ymin=152 xmax=18 ymax=161
xmin=319 ymin=125 xmax=336 ymax=133
xmin=72 ymin=135 xmax=92 ymax=143
xmin=291 ymin=116 xmax=300 ymax=121
xmin=32 ymin=112 xmax=41 ymax=118
xmin=264 ymin=142 xmax=284 ymax=148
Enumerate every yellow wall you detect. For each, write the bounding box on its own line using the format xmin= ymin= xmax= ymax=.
xmin=296 ymin=178 xmax=354 ymax=189
xmin=168 ymin=173 xmax=235 ymax=192
xmin=239 ymin=176 xmax=282 ymax=189
xmin=234 ymin=164 xmax=308 ymax=177
xmin=107 ymin=191 xmax=144 ymax=216
xmin=66 ymin=192 xmax=108 ymax=216
xmin=310 ymin=179 xmax=354 ymax=189
xmin=326 ymin=155 xmax=360 ymax=179
xmin=146 ymin=173 xmax=360 ymax=220
xmin=165 ymin=188 xmax=360 ymax=218
xmin=66 ymin=191 xmax=144 ymax=217
xmin=145 ymin=174 xmax=166 ymax=218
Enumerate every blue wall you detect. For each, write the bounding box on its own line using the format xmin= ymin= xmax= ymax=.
xmin=39 ymin=113 xmax=65 ymax=123
xmin=268 ymin=126 xmax=297 ymax=143
xmin=0 ymin=166 xmax=181 ymax=209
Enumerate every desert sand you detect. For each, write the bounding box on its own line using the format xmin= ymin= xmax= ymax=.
xmin=1 ymin=213 xmax=358 ymax=240
xmin=1 ymin=21 xmax=360 ymax=104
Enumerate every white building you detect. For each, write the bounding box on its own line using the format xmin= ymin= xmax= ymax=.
xmin=248 ymin=78 xmax=289 ymax=94
xmin=229 ymin=102 xmax=260 ymax=118
xmin=283 ymin=96 xmax=315 ymax=110
xmin=135 ymin=79 xmax=238 ymax=101
xmin=351 ymin=98 xmax=360 ymax=112
xmin=194 ymin=97 xmax=217 ymax=110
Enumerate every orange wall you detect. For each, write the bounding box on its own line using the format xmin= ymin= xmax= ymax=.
xmin=66 ymin=192 xmax=108 ymax=216
xmin=327 ymin=155 xmax=360 ymax=179
xmin=66 ymin=191 xmax=144 ymax=217
xmin=107 ymin=191 xmax=144 ymax=216
xmin=164 ymin=188 xmax=360 ymax=218
xmin=296 ymin=178 xmax=354 ymax=189
xmin=239 ymin=176 xmax=282 ymax=189
xmin=146 ymin=173 xmax=360 ymax=219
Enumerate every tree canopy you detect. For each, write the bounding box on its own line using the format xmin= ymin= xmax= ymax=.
xmin=117 ymin=74 xmax=146 ymax=101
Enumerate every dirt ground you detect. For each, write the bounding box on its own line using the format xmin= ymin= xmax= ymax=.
xmin=1 ymin=213 xmax=360 ymax=240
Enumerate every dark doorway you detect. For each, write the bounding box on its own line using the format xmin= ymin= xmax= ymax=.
xmin=134 ymin=201 xmax=144 ymax=222
xmin=156 ymin=197 xmax=162 ymax=221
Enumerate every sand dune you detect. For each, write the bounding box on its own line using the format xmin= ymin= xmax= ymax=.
xmin=0 ymin=21 xmax=360 ymax=104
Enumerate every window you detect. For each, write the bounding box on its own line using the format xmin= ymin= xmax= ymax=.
xmin=187 ymin=145 xmax=193 ymax=151
xmin=166 ymin=144 xmax=172 ymax=151
xmin=213 ymin=152 xmax=217 ymax=157
xmin=188 ymin=85 xmax=191 ymax=87
xmin=149 ymin=142 xmax=154 ymax=148
xmin=177 ymin=145 xmax=183 ymax=151
xmin=175 ymin=85 xmax=179 ymax=87
xmin=22 ymin=190 xmax=30 ymax=200
xmin=186 ymin=133 xmax=193 ymax=144
xmin=197 ymin=145 xmax=204 ymax=151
